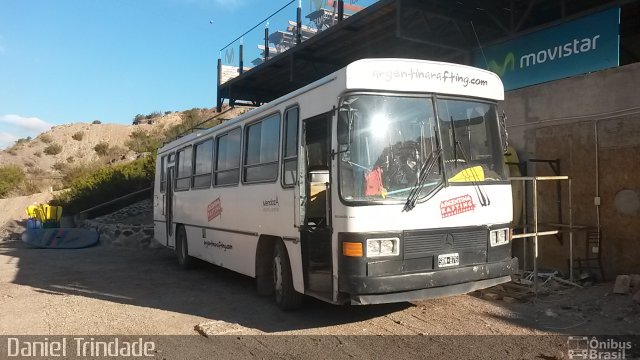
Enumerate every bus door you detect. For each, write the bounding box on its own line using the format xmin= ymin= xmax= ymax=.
xmin=298 ymin=112 xmax=333 ymax=298
xmin=165 ymin=166 xmax=175 ymax=248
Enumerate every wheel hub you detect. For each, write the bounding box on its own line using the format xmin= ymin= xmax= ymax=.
xmin=273 ymin=256 xmax=283 ymax=294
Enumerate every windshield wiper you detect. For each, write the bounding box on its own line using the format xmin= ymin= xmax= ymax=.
xmin=403 ymin=148 xmax=442 ymax=212
xmin=454 ymin=140 xmax=490 ymax=207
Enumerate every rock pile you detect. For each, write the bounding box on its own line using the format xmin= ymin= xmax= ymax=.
xmin=613 ymin=274 xmax=640 ymax=304
xmin=83 ymin=200 xmax=157 ymax=249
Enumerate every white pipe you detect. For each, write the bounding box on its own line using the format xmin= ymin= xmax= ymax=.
xmin=594 ymin=120 xmax=601 ymax=249
xmin=507 ymin=106 xmax=640 ymax=129
xmin=569 ymin=178 xmax=573 ymax=282
xmin=533 ymin=178 xmax=538 ymax=295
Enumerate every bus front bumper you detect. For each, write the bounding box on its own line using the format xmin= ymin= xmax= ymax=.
xmin=341 ymin=257 xmax=518 ymax=305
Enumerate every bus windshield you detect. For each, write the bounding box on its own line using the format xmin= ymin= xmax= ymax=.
xmin=338 ymin=94 xmax=441 ymax=203
xmin=436 ymin=98 xmax=506 ymax=184
xmin=338 ymin=94 xmax=506 ymax=204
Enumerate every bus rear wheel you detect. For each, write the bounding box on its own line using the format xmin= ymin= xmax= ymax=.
xmin=176 ymin=225 xmax=195 ymax=269
xmin=272 ymin=241 xmax=302 ymax=310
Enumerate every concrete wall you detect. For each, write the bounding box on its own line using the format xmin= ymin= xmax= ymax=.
xmin=500 ymin=62 xmax=640 ymax=278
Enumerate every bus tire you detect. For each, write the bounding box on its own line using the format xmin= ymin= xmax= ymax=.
xmin=272 ymin=241 xmax=302 ymax=310
xmin=256 ymin=238 xmax=275 ymax=296
xmin=176 ymin=225 xmax=195 ymax=269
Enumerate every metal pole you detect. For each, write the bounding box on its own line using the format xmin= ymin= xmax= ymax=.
xmin=239 ymin=39 xmax=244 ymax=75
xmin=218 ymin=0 xmax=296 ymax=52
xmin=296 ymin=4 xmax=302 ymax=45
xmin=533 ymin=178 xmax=539 ymax=295
xmin=522 ymin=179 xmax=527 ymax=273
xmin=569 ymin=178 xmax=574 ymax=282
xmin=216 ymin=57 xmax=222 ymax=112
xmin=264 ymin=25 xmax=270 ymax=62
xmin=338 ymin=0 xmax=344 ymax=21
xmin=594 ymin=120 xmax=601 ymax=250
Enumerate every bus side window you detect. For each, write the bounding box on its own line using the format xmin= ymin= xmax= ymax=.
xmin=160 ymin=155 xmax=166 ymax=192
xmin=282 ymin=107 xmax=299 ymax=187
xmin=214 ymin=128 xmax=241 ymax=186
xmin=243 ymin=114 xmax=280 ymax=183
xmin=175 ymin=147 xmax=192 ymax=190
xmin=192 ymin=139 xmax=213 ymax=189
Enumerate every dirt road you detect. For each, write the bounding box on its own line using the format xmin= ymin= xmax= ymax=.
xmin=1 ymin=229 xmax=638 ymax=358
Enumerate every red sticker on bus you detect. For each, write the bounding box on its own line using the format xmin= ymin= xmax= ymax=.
xmin=207 ymin=197 xmax=223 ymax=222
xmin=440 ymin=195 xmax=476 ymax=218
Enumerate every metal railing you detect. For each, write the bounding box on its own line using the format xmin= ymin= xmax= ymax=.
xmin=509 ymin=176 xmax=575 ymax=294
xmin=77 ymin=187 xmax=153 ymax=220
xmin=217 ymin=0 xmax=380 ymax=90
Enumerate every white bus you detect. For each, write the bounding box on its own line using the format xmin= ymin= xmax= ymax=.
xmin=154 ymin=58 xmax=517 ymax=309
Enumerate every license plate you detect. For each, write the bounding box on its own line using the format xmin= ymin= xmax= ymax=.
xmin=438 ymin=253 xmax=460 ymax=267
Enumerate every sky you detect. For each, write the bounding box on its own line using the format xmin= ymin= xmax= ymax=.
xmin=0 ymin=0 xmax=336 ymax=148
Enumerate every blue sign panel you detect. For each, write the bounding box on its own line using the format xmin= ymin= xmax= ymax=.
xmin=473 ymin=8 xmax=620 ymax=91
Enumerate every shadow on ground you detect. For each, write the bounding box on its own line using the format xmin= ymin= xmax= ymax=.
xmin=0 ymin=224 xmax=409 ymax=333
xmin=469 ymin=278 xmax=640 ymax=335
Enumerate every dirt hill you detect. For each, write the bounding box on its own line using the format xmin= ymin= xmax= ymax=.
xmin=0 ymin=106 xmax=247 ymax=193
xmin=0 ymin=117 xmax=172 ymax=175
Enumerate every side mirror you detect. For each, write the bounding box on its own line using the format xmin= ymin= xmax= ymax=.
xmin=337 ymin=114 xmax=352 ymax=145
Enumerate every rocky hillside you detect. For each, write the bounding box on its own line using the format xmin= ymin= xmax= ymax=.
xmin=0 ymin=117 xmax=170 ymax=174
xmin=0 ymin=106 xmax=246 ymax=194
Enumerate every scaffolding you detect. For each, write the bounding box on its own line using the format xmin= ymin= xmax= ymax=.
xmin=509 ymin=175 xmax=577 ymax=293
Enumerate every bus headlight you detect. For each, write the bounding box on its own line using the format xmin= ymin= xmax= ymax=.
xmin=366 ymin=238 xmax=400 ymax=257
xmin=489 ymin=228 xmax=509 ymax=247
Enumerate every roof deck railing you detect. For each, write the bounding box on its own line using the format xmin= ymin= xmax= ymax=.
xmin=217 ymin=0 xmax=378 ymax=109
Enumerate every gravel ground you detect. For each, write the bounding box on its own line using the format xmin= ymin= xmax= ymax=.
xmin=1 ymin=224 xmax=638 ymax=358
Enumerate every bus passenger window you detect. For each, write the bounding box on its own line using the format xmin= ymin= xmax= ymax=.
xmin=175 ymin=147 xmax=192 ymax=190
xmin=215 ymin=128 xmax=241 ymax=186
xmin=160 ymin=155 xmax=167 ymax=192
xmin=282 ymin=107 xmax=298 ymax=187
xmin=192 ymin=139 xmax=213 ymax=188
xmin=244 ymin=114 xmax=280 ymax=183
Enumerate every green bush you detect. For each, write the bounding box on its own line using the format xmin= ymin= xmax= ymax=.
xmin=94 ymin=142 xmax=110 ymax=156
xmin=107 ymin=145 xmax=127 ymax=159
xmin=92 ymin=120 xmax=102 ymax=124
xmin=27 ymin=167 xmax=46 ymax=177
xmin=34 ymin=151 xmax=42 ymax=158
xmin=0 ymin=165 xmax=25 ymax=198
xmin=60 ymin=163 xmax=101 ymax=188
xmin=15 ymin=137 xmax=31 ymax=146
xmin=163 ymin=109 xmax=218 ymax=140
xmin=52 ymin=161 xmax=69 ymax=172
xmin=72 ymin=131 xmax=84 ymax=141
xmin=39 ymin=134 xmax=53 ymax=144
xmin=145 ymin=111 xmax=162 ymax=120
xmin=126 ymin=129 xmax=161 ymax=153
xmin=52 ymin=155 xmax=155 ymax=214
xmin=23 ymin=181 xmax=41 ymax=195
xmin=133 ymin=114 xmax=145 ymax=124
xmin=43 ymin=143 xmax=63 ymax=155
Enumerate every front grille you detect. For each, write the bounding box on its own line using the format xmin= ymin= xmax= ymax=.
xmin=403 ymin=228 xmax=487 ymax=259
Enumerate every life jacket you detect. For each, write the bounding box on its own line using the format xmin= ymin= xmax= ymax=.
xmin=364 ymin=167 xmax=386 ymax=197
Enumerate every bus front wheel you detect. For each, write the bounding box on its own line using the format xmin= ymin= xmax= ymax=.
xmin=176 ymin=225 xmax=195 ymax=269
xmin=272 ymin=241 xmax=302 ymax=310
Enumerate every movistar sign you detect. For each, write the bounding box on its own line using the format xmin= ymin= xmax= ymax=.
xmin=474 ymin=8 xmax=620 ymax=91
